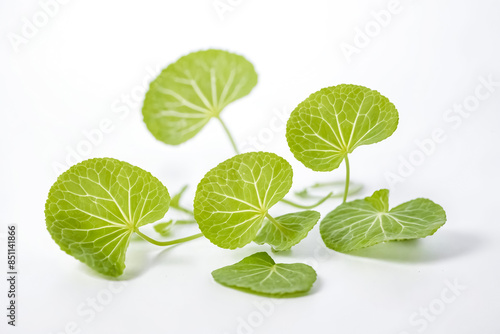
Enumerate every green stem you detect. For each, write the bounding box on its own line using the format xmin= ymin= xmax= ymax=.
xmin=343 ymin=155 xmax=350 ymax=203
xmin=217 ymin=116 xmax=240 ymax=155
xmin=265 ymin=213 xmax=286 ymax=233
xmin=280 ymin=192 xmax=333 ymax=209
xmin=171 ymin=205 xmax=194 ymax=216
xmin=136 ymin=230 xmax=203 ymax=247
xmin=294 ymin=181 xmax=363 ymax=199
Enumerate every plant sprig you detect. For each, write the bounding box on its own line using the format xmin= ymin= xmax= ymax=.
xmin=44 ymin=158 xmax=202 ymax=277
xmin=286 ymin=84 xmax=446 ymax=252
xmin=142 ymin=49 xmax=258 ymax=154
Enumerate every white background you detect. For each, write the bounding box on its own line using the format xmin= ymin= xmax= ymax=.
xmin=1 ymin=0 xmax=500 ymax=333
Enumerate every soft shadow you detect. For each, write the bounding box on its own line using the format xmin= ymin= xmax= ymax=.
xmin=348 ymin=231 xmax=483 ymax=263
xmin=219 ymin=281 xmax=319 ymax=299
xmin=79 ymin=243 xmax=180 ymax=281
xmin=121 ymin=244 xmax=182 ymax=280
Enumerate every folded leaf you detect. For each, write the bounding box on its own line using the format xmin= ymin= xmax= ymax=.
xmin=286 ymin=84 xmax=398 ymax=171
xmin=320 ymin=189 xmax=446 ymax=252
xmin=153 ymin=220 xmax=174 ymax=236
xmin=212 ymin=252 xmax=317 ymax=296
xmin=254 ymin=211 xmax=320 ymax=251
xmin=45 ymin=158 xmax=170 ymax=277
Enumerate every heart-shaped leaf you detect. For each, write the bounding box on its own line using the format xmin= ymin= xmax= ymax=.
xmin=45 ymin=158 xmax=170 ymax=277
xmin=286 ymin=84 xmax=399 ymax=171
xmin=320 ymin=189 xmax=446 ymax=252
xmin=194 ymin=152 xmax=295 ymax=249
xmin=143 ymin=49 xmax=258 ymax=145
xmin=212 ymin=252 xmax=317 ymax=296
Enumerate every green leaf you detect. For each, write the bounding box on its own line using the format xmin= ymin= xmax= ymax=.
xmin=153 ymin=218 xmax=197 ymax=237
xmin=212 ymin=252 xmax=317 ymax=296
xmin=174 ymin=219 xmax=197 ymax=225
xmin=254 ymin=211 xmax=320 ymax=251
xmin=169 ymin=185 xmax=194 ymax=215
xmin=320 ymin=189 xmax=447 ymax=253
xmin=170 ymin=185 xmax=188 ymax=209
xmin=194 ymin=152 xmax=293 ymax=249
xmin=142 ymin=49 xmax=258 ymax=145
xmin=45 ymin=158 xmax=170 ymax=277
xmin=286 ymin=84 xmax=399 ymax=171
xmin=153 ymin=220 xmax=173 ymax=236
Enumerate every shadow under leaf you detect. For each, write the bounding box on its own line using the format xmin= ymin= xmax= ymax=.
xmin=216 ymin=283 xmax=318 ymax=299
xmin=347 ymin=230 xmax=483 ymax=263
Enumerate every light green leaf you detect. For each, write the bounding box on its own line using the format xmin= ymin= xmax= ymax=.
xmin=320 ymin=189 xmax=446 ymax=253
xmin=286 ymin=84 xmax=399 ymax=171
xmin=142 ymin=49 xmax=258 ymax=145
xmin=254 ymin=211 xmax=320 ymax=251
xmin=174 ymin=219 xmax=197 ymax=225
xmin=169 ymin=185 xmax=194 ymax=215
xmin=212 ymin=252 xmax=317 ymax=296
xmin=153 ymin=219 xmax=197 ymax=237
xmin=153 ymin=220 xmax=173 ymax=236
xmin=170 ymin=185 xmax=188 ymax=208
xmin=45 ymin=158 xmax=170 ymax=277
xmin=194 ymin=152 xmax=293 ymax=249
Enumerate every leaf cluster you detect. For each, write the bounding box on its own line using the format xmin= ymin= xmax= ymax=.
xmin=45 ymin=50 xmax=446 ymax=297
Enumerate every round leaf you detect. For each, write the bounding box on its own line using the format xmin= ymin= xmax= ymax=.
xmin=320 ymin=189 xmax=447 ymax=252
xmin=45 ymin=158 xmax=170 ymax=277
xmin=142 ymin=49 xmax=258 ymax=145
xmin=254 ymin=210 xmax=320 ymax=251
xmin=286 ymin=84 xmax=399 ymax=171
xmin=194 ymin=152 xmax=293 ymax=249
xmin=212 ymin=252 xmax=317 ymax=296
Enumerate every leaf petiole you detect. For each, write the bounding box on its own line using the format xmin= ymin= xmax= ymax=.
xmin=294 ymin=182 xmax=362 ymax=200
xmin=135 ymin=230 xmax=204 ymax=247
xmin=280 ymin=192 xmax=333 ymax=209
xmin=343 ymin=155 xmax=350 ymax=203
xmin=171 ymin=205 xmax=194 ymax=216
xmin=216 ymin=116 xmax=240 ymax=155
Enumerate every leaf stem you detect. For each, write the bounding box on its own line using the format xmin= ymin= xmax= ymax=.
xmin=280 ymin=192 xmax=333 ymax=209
xmin=171 ymin=205 xmax=194 ymax=216
xmin=135 ymin=230 xmax=203 ymax=247
xmin=216 ymin=116 xmax=240 ymax=155
xmin=265 ymin=213 xmax=286 ymax=232
xmin=294 ymin=181 xmax=363 ymax=199
xmin=343 ymin=155 xmax=350 ymax=203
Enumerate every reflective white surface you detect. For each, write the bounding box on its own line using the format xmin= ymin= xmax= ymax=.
xmin=1 ymin=0 xmax=499 ymax=333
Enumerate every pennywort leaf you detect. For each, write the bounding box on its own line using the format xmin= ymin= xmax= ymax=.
xmin=212 ymin=252 xmax=317 ymax=296
xmin=153 ymin=220 xmax=174 ymax=236
xmin=45 ymin=158 xmax=170 ymax=277
xmin=286 ymin=84 xmax=399 ymax=172
xmin=254 ymin=211 xmax=320 ymax=252
xmin=194 ymin=152 xmax=318 ymax=250
xmin=194 ymin=152 xmax=293 ymax=249
xmin=170 ymin=185 xmax=188 ymax=209
xmin=153 ymin=219 xmax=197 ymax=237
xmin=169 ymin=185 xmax=194 ymax=215
xmin=142 ymin=49 xmax=258 ymax=146
xmin=320 ymin=189 xmax=447 ymax=252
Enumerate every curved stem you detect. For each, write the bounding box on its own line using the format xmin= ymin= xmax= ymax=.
xmin=135 ymin=230 xmax=203 ymax=247
xmin=216 ymin=116 xmax=240 ymax=155
xmin=280 ymin=192 xmax=333 ymax=209
xmin=343 ymin=155 xmax=350 ymax=203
